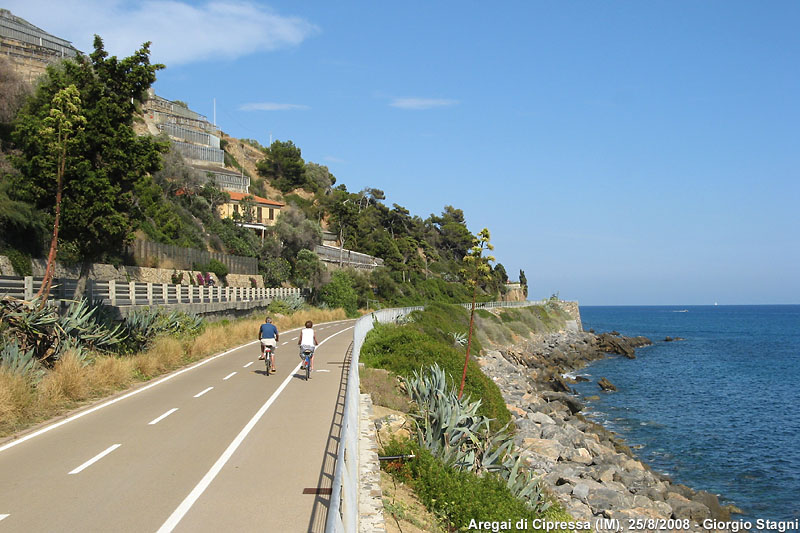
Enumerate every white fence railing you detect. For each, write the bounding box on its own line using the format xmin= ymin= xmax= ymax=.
xmin=325 ymin=300 xmax=541 ymax=533
xmin=0 ymin=276 xmax=299 ymax=307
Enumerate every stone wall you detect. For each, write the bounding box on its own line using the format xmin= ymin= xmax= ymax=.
xmin=0 ymin=256 xmax=264 ymax=288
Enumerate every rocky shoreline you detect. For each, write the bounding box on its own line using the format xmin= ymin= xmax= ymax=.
xmin=477 ymin=329 xmax=741 ymax=531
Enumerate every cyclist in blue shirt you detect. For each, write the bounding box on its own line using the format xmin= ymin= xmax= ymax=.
xmin=258 ymin=317 xmax=279 ymax=371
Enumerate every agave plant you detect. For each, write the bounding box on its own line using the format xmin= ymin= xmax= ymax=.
xmin=0 ymin=295 xmax=127 ymax=366
xmin=403 ymin=363 xmax=551 ymax=512
xmin=58 ymin=298 xmax=127 ymax=352
xmin=451 ymin=331 xmax=468 ymax=347
xmin=0 ymin=339 xmax=43 ymax=379
xmin=123 ymin=308 xmax=204 ymax=351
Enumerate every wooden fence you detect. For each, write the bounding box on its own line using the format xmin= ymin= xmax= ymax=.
xmin=128 ymin=240 xmax=258 ymax=274
xmin=0 ymin=276 xmax=300 ymax=307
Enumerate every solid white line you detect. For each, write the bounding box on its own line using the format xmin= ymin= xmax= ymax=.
xmin=149 ymin=408 xmax=179 ymax=425
xmin=243 ymin=361 xmax=254 ymax=368
xmin=0 ymin=319 xmax=355 ymax=455
xmin=157 ymin=325 xmax=354 ymax=533
xmin=68 ymin=444 xmax=121 ymax=475
xmin=194 ymin=387 xmax=213 ymax=398
xmin=223 ymin=372 xmax=236 ymax=381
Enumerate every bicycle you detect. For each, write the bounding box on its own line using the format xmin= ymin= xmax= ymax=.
xmin=300 ymin=347 xmax=313 ymax=381
xmin=263 ymin=344 xmax=275 ymax=376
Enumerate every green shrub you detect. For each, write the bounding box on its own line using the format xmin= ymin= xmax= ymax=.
xmin=320 ymin=270 xmax=358 ymax=316
xmin=381 ymin=442 xmax=566 ymax=532
xmin=4 ymin=248 xmax=32 ymax=277
xmin=206 ymin=258 xmax=229 ymax=280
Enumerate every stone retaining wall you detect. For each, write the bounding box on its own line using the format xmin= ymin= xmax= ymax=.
xmin=0 ymin=256 xmax=264 ymax=288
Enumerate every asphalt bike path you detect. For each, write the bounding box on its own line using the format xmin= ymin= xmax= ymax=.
xmin=0 ymin=319 xmax=355 ymax=532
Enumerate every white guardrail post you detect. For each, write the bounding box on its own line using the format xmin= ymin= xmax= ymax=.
xmin=325 ymin=300 xmax=539 ymax=532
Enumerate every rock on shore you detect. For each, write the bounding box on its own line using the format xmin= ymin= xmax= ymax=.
xmin=477 ymin=330 xmax=737 ymax=531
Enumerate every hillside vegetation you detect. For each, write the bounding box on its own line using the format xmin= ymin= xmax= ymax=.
xmin=0 ymin=36 xmax=525 ymax=312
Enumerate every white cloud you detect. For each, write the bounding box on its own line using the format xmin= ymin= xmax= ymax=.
xmin=323 ymin=156 xmax=345 ymax=164
xmin=390 ymin=98 xmax=459 ymax=110
xmin=239 ymin=102 xmax=310 ymax=111
xmin=2 ymin=0 xmax=318 ymax=66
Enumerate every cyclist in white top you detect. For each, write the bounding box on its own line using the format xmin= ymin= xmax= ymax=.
xmin=298 ymin=320 xmax=318 ymax=371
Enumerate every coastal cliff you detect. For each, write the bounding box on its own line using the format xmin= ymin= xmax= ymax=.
xmin=477 ymin=327 xmax=738 ymax=530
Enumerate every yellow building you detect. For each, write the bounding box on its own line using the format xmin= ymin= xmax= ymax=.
xmin=218 ymin=192 xmax=285 ymax=240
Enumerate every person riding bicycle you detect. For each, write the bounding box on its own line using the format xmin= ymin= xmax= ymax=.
xmin=258 ymin=317 xmax=279 ymax=371
xmin=298 ymin=320 xmax=318 ymax=371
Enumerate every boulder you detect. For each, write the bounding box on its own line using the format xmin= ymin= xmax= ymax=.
xmin=564 ymin=447 xmax=593 ymax=465
xmin=587 ymin=487 xmax=632 ymax=512
xmin=573 ymin=483 xmax=590 ymax=500
xmin=598 ymin=377 xmax=618 ymax=391
xmin=528 ymin=411 xmax=555 ymax=425
xmin=541 ymin=391 xmax=584 ymax=414
xmin=668 ymin=498 xmax=712 ymax=521
xmin=522 ymin=438 xmax=564 ymax=461
xmin=550 ymin=375 xmax=572 ymax=392
xmin=693 ymin=491 xmax=731 ymax=521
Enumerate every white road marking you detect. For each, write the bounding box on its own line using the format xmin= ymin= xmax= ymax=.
xmin=281 ymin=341 xmax=289 ymax=345
xmin=243 ymin=362 xmax=254 ymax=368
xmin=149 ymin=408 xmax=179 ymax=425
xmin=223 ymin=372 xmax=236 ymax=380
xmin=314 ymin=369 xmax=331 ymax=373
xmin=194 ymin=387 xmax=213 ymax=398
xmin=0 ymin=514 xmax=9 ymax=522
xmin=69 ymin=444 xmax=121 ymax=475
xmin=157 ymin=325 xmax=354 ymax=533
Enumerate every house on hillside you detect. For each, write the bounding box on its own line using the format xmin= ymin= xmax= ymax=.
xmin=218 ymin=192 xmax=285 ymax=241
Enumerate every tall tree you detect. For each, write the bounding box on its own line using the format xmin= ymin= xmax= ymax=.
xmin=458 ymin=228 xmax=495 ymax=399
xmin=256 ymin=140 xmax=305 ymax=193
xmin=36 ymin=85 xmax=86 ymax=306
xmin=519 ymin=269 xmax=528 ymax=298
xmin=10 ymin=36 xmax=167 ymax=298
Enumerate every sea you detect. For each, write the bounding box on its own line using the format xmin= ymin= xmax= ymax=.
xmin=572 ymin=305 xmax=800 ymax=526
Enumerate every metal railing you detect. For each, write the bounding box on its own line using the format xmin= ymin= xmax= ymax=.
xmin=325 ymin=300 xmax=540 ymax=533
xmin=314 ymin=245 xmax=384 ymax=269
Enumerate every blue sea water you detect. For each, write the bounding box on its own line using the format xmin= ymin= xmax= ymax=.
xmin=573 ymin=305 xmax=800 ymax=524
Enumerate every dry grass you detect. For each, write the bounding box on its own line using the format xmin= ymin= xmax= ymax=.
xmin=0 ymin=369 xmax=34 ymax=433
xmin=37 ymin=350 xmax=89 ymax=410
xmin=0 ymin=307 xmax=350 ymax=439
xmin=361 ymin=368 xmax=412 ymax=412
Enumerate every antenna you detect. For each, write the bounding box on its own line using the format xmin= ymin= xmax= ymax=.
xmin=213 ymin=98 xmax=216 ymax=126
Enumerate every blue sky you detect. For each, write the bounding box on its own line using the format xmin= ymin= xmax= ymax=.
xmin=7 ymin=1 xmax=799 ymax=305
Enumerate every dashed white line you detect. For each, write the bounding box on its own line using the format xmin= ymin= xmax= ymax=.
xmin=149 ymin=408 xmax=179 ymax=425
xmin=0 ymin=514 xmax=9 ymax=522
xmin=69 ymin=444 xmax=121 ymax=475
xmin=243 ymin=362 xmax=254 ymax=368
xmin=194 ymin=387 xmax=213 ymax=398
xmin=223 ymin=372 xmax=237 ymax=381
xmin=157 ymin=325 xmax=355 ymax=533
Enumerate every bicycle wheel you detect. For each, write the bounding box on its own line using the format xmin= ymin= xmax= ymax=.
xmin=265 ymin=352 xmax=271 ymax=375
xmin=305 ymin=357 xmax=310 ymax=380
